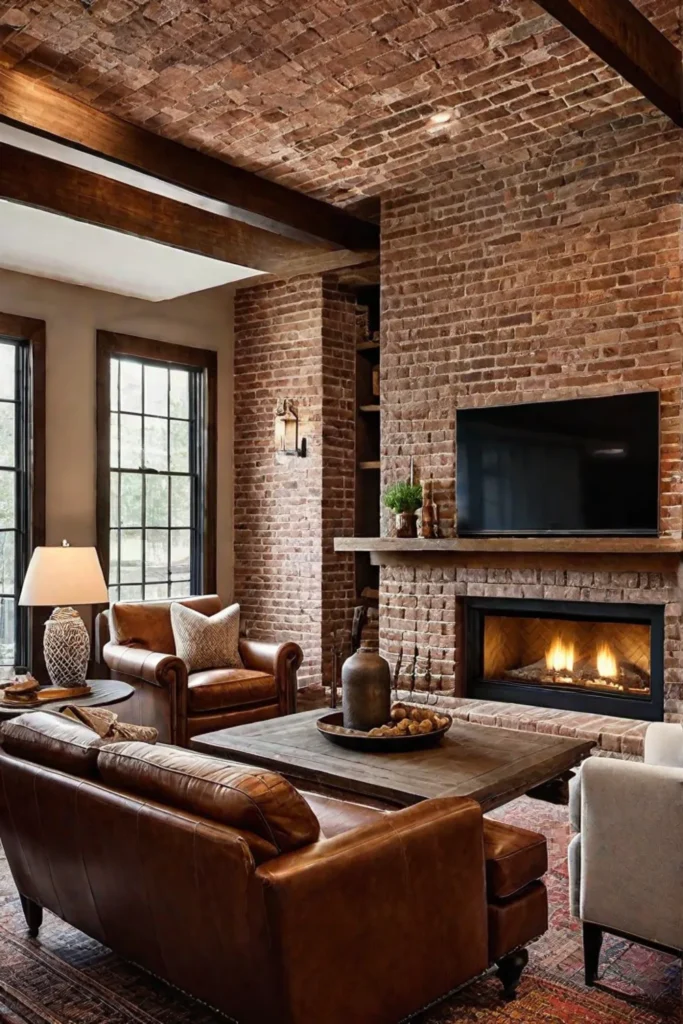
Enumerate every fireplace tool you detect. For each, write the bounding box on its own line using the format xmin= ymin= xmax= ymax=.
xmin=409 ymin=642 xmax=418 ymax=695
xmin=412 ymin=648 xmax=441 ymax=706
xmin=423 ymin=649 xmax=438 ymax=705
xmin=392 ymin=646 xmax=403 ymax=702
xmin=330 ymin=628 xmax=347 ymax=709
xmin=330 ymin=632 xmax=339 ymax=709
xmin=395 ymin=631 xmax=421 ymax=700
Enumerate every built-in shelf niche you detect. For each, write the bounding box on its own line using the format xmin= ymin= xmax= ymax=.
xmin=354 ymin=284 xmax=380 ymax=603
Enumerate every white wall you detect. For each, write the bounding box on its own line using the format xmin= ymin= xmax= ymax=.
xmin=0 ymin=268 xmax=234 ymax=600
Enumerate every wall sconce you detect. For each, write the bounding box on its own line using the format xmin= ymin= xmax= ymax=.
xmin=275 ymin=399 xmax=306 ymax=457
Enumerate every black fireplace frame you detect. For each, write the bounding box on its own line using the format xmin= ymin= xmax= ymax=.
xmin=465 ymin=596 xmax=664 ymax=721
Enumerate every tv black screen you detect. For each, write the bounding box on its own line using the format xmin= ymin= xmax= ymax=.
xmin=456 ymin=392 xmax=659 ymax=536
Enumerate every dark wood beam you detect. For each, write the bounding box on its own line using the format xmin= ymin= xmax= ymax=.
xmin=0 ymin=142 xmax=374 ymax=277
xmin=0 ymin=68 xmax=379 ymax=252
xmin=536 ymin=0 xmax=683 ymax=126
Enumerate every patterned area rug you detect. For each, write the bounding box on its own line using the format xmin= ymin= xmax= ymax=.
xmin=0 ymin=798 xmax=678 ymax=1024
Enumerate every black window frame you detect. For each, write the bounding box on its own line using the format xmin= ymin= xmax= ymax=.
xmin=0 ymin=314 xmax=46 ymax=674
xmin=96 ymin=332 xmax=217 ymax=603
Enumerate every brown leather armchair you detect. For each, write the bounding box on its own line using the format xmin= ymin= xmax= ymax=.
xmin=95 ymin=595 xmax=303 ymax=746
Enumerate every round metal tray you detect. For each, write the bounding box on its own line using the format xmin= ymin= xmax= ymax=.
xmin=316 ymin=710 xmax=452 ymax=752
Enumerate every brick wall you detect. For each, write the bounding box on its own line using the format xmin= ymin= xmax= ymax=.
xmin=321 ymin=282 xmax=357 ymax=683
xmin=234 ymin=274 xmax=356 ymax=688
xmin=234 ymin=110 xmax=683 ymax=717
xmin=379 ymin=111 xmax=683 ymax=717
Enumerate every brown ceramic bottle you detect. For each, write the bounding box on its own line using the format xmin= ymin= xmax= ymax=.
xmin=341 ymin=641 xmax=391 ymax=731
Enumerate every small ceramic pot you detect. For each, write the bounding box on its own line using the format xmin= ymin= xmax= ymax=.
xmin=395 ymin=512 xmax=417 ymax=538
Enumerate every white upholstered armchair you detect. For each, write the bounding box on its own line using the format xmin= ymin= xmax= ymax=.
xmin=568 ymin=723 xmax=683 ymax=985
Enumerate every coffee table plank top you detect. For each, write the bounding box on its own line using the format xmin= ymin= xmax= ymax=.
xmin=192 ymin=709 xmax=593 ymax=812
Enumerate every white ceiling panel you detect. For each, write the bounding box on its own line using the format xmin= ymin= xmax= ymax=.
xmin=0 ymin=200 xmax=263 ymax=300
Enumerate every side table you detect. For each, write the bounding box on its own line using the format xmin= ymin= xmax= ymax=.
xmin=0 ymin=680 xmax=134 ymax=721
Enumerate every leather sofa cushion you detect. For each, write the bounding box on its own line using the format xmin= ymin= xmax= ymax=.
xmin=487 ymin=881 xmax=548 ymax=962
xmin=303 ymin=792 xmax=386 ymax=838
xmin=97 ymin=741 xmax=320 ymax=854
xmin=188 ymin=669 xmax=276 ymax=713
xmin=110 ymin=595 xmax=222 ymax=654
xmin=304 ymin=799 xmax=549 ymax=890
xmin=0 ymin=711 xmax=102 ymax=778
xmin=483 ymin=819 xmax=548 ymax=899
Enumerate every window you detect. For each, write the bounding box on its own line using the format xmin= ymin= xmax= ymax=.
xmin=0 ymin=315 xmax=45 ymax=670
xmin=97 ymin=333 xmax=217 ymax=603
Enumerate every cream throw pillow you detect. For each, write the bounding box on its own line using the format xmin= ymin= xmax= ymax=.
xmin=170 ymin=602 xmax=244 ymax=673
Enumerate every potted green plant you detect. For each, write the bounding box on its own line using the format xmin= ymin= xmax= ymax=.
xmin=383 ymin=480 xmax=423 ymax=538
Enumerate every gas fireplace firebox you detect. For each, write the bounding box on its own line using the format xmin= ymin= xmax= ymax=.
xmin=465 ymin=597 xmax=664 ymax=720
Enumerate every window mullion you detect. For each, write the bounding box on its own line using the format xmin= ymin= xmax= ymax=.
xmin=189 ymin=370 xmax=199 ymax=595
xmin=17 ymin=343 xmax=26 ymax=666
xmin=141 ymin=366 xmax=147 ymax=601
xmin=2 ymin=338 xmax=30 ymax=668
xmin=116 ymin=358 xmax=122 ymax=603
xmin=167 ymin=380 xmax=172 ymax=599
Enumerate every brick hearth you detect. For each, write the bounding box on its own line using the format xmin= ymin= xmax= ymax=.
xmin=298 ymin=686 xmax=650 ymax=756
xmin=403 ymin=695 xmax=650 ymax=758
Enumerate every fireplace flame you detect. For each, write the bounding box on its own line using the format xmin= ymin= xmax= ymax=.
xmin=596 ymin=643 xmax=618 ymax=679
xmin=546 ymin=637 xmax=575 ymax=673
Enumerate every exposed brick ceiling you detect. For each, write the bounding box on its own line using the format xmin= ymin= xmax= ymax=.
xmin=0 ymin=0 xmax=680 ymax=207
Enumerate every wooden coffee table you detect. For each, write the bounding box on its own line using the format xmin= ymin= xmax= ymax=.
xmin=191 ymin=709 xmax=593 ymax=812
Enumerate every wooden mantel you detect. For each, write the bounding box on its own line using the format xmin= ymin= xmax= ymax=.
xmin=334 ymin=537 xmax=683 ymax=572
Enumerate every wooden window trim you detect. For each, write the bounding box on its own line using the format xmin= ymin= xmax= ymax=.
xmin=96 ymin=331 xmax=218 ymax=598
xmin=0 ymin=312 xmax=46 ymax=678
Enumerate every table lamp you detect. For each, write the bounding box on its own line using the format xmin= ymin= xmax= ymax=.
xmin=19 ymin=541 xmax=109 ymax=689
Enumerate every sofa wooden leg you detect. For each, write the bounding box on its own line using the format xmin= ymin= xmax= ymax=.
xmin=20 ymin=895 xmax=43 ymax=938
xmin=496 ymin=948 xmax=529 ymax=1000
xmin=583 ymin=923 xmax=603 ymax=986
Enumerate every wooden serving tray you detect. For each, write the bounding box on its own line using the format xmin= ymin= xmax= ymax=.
xmin=316 ymin=711 xmax=452 ymax=753
xmin=1 ymin=685 xmax=92 ymax=709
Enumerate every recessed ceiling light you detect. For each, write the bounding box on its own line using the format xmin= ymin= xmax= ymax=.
xmin=428 ymin=110 xmax=453 ymax=126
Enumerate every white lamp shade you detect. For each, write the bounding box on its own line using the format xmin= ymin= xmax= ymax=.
xmin=19 ymin=546 xmax=109 ymax=607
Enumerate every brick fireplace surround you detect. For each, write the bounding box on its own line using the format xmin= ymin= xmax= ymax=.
xmin=234 ymin=106 xmax=683 ymax=737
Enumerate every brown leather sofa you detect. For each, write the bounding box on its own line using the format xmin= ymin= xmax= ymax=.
xmin=95 ymin=595 xmax=303 ymax=745
xmin=0 ymin=712 xmax=549 ymax=1024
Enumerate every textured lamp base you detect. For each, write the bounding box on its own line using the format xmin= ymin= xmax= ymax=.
xmin=44 ymin=607 xmax=90 ymax=687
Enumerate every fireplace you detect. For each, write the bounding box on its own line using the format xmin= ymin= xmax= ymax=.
xmin=465 ymin=597 xmax=664 ymax=720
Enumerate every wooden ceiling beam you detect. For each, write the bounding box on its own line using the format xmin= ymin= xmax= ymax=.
xmin=536 ymin=0 xmax=683 ymax=126
xmin=0 ymin=68 xmax=379 ymax=252
xmin=0 ymin=142 xmax=374 ymax=277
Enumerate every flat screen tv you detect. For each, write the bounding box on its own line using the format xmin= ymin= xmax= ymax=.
xmin=456 ymin=392 xmax=659 ymax=536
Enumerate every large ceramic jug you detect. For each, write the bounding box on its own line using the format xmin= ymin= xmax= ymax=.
xmin=342 ymin=642 xmax=391 ymax=731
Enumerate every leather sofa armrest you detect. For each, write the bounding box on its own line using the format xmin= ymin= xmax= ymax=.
xmin=103 ymin=642 xmax=187 ymax=689
xmin=239 ymin=640 xmax=303 ymax=715
xmin=255 ymin=797 xmax=488 ymax=1021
